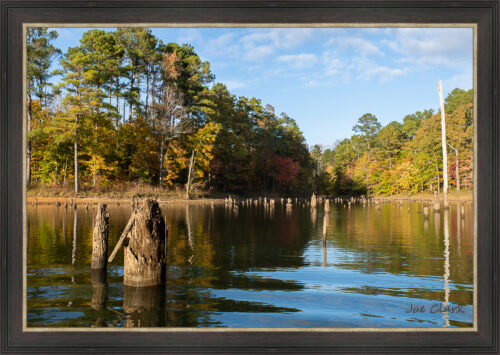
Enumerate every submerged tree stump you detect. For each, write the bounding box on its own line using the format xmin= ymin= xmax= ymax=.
xmin=91 ymin=203 xmax=109 ymax=270
xmin=311 ymin=193 xmax=317 ymax=209
xmin=123 ymin=199 xmax=167 ymax=287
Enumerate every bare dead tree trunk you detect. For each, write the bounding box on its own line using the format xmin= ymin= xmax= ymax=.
xmin=146 ymin=70 xmax=150 ymax=121
xmin=437 ymin=80 xmax=448 ymax=204
xmin=91 ymin=203 xmax=109 ymax=270
xmin=74 ymin=113 xmax=79 ymax=194
xmin=159 ymin=137 xmax=165 ymax=188
xmin=27 ymin=94 xmax=32 ymax=188
xmin=123 ymin=199 xmax=167 ymax=287
xmin=185 ymin=150 xmax=195 ymax=199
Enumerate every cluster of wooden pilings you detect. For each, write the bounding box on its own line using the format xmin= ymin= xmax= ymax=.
xmin=90 ymin=199 xmax=168 ymax=289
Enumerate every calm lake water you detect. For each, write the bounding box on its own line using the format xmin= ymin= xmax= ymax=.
xmin=27 ymin=200 xmax=474 ymax=328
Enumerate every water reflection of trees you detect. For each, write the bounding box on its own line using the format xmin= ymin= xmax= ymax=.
xmin=326 ymin=202 xmax=473 ymax=307
xmin=163 ymin=204 xmax=308 ymax=326
xmin=26 ymin=202 xmax=473 ymax=327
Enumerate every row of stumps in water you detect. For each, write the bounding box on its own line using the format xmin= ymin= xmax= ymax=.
xmin=66 ymin=194 xmax=468 ymax=288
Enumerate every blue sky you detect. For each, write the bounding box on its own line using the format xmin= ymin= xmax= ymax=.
xmin=48 ymin=27 xmax=473 ymax=147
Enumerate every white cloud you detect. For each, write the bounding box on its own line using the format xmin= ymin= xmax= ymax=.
xmin=322 ymin=51 xmax=345 ymax=76
xmin=177 ymin=28 xmax=203 ymax=45
xmin=383 ymin=28 xmax=473 ymax=67
xmin=205 ymin=32 xmax=240 ymax=56
xmin=351 ymin=57 xmax=408 ymax=82
xmin=444 ymin=72 xmax=473 ymax=92
xmin=276 ymin=54 xmax=318 ymax=69
xmin=239 ymin=28 xmax=315 ymax=61
xmin=243 ymin=44 xmax=275 ymax=61
xmin=331 ymin=36 xmax=383 ymax=56
xmin=221 ymin=80 xmax=247 ymax=90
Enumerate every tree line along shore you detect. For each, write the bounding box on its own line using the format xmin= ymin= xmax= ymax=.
xmin=27 ymin=28 xmax=473 ymax=198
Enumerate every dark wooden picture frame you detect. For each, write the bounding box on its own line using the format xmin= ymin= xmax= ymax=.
xmin=1 ymin=0 xmax=498 ymax=353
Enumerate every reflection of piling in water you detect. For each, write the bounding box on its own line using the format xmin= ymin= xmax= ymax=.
xmin=434 ymin=208 xmax=441 ymax=235
xmin=90 ymin=269 xmax=108 ymax=327
xmin=442 ymin=208 xmax=450 ymax=327
xmin=122 ymin=199 xmax=167 ymax=287
xmin=311 ymin=208 xmax=317 ymax=225
xmin=91 ymin=269 xmax=107 ymax=311
xmin=91 ymin=203 xmax=109 ymax=270
xmin=322 ymin=213 xmax=329 ymax=244
xmin=423 ymin=206 xmax=429 ymax=219
xmin=123 ymin=285 xmax=165 ymax=327
xmin=71 ymin=210 xmax=78 ymax=266
xmin=323 ymin=243 xmax=327 ymax=268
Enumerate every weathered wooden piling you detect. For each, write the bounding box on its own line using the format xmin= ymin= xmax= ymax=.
xmin=286 ymin=198 xmax=292 ymax=213
xmin=91 ymin=203 xmax=109 ymax=270
xmin=324 ymin=199 xmax=330 ymax=212
xmin=460 ymin=204 xmax=465 ymax=218
xmin=311 ymin=193 xmax=317 ymax=209
xmin=123 ymin=199 xmax=167 ymax=287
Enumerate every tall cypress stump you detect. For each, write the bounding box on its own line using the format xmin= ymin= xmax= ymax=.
xmin=123 ymin=199 xmax=167 ymax=287
xmin=91 ymin=203 xmax=109 ymax=270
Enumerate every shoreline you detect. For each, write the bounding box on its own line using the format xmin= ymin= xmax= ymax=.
xmin=27 ymin=196 xmax=226 ymax=205
xmin=27 ymin=192 xmax=472 ymax=205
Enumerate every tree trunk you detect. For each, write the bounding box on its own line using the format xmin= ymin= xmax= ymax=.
xmin=74 ymin=114 xmax=79 ymax=194
xmin=437 ymin=80 xmax=448 ymax=203
xmin=455 ymin=148 xmax=460 ymax=191
xmin=185 ymin=150 xmax=195 ymax=199
xmin=123 ymin=199 xmax=167 ymax=287
xmin=158 ymin=138 xmax=165 ymax=188
xmin=146 ymin=70 xmax=150 ymax=121
xmin=91 ymin=203 xmax=109 ymax=270
xmin=27 ymin=94 xmax=32 ymax=188
xmin=128 ymin=73 xmax=135 ymax=122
